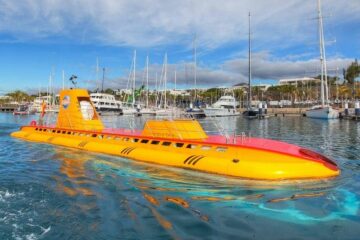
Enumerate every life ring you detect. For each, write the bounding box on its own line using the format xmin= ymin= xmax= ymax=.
xmin=30 ymin=120 xmax=37 ymax=126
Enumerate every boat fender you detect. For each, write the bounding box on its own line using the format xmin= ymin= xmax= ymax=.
xmin=30 ymin=120 xmax=37 ymax=126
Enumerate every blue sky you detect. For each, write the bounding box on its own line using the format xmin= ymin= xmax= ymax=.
xmin=0 ymin=0 xmax=359 ymax=94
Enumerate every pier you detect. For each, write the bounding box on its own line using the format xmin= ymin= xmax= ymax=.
xmin=0 ymin=104 xmax=17 ymax=112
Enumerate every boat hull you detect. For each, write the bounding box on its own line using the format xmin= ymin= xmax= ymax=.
xmin=204 ymin=108 xmax=240 ymax=117
xmin=306 ymin=106 xmax=339 ymax=119
xmin=11 ymin=125 xmax=340 ymax=180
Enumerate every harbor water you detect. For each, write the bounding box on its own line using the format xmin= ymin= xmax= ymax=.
xmin=1 ymin=113 xmax=360 ymax=239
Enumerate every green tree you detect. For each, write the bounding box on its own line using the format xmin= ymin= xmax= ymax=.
xmin=344 ymin=59 xmax=360 ymax=84
xmin=6 ymin=90 xmax=32 ymax=102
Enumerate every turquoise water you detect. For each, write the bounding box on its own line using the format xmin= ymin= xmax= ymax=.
xmin=1 ymin=113 xmax=360 ymax=239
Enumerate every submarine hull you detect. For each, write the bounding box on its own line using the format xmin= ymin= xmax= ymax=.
xmin=11 ymin=126 xmax=340 ymax=180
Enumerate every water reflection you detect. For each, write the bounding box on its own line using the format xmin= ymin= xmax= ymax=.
xmin=53 ymin=149 xmax=94 ymax=197
xmin=3 ymin=113 xmax=360 ymax=239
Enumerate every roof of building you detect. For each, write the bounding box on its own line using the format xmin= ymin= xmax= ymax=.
xmin=279 ymin=77 xmax=318 ymax=84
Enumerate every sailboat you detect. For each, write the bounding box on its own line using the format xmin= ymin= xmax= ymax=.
xmin=184 ymin=35 xmax=206 ymax=119
xmin=140 ymin=55 xmax=156 ymax=115
xmin=155 ymin=53 xmax=175 ymax=116
xmin=243 ymin=12 xmax=260 ymax=119
xmin=122 ymin=50 xmax=139 ymax=115
xmin=306 ymin=0 xmax=339 ymax=119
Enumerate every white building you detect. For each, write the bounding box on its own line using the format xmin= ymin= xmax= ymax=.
xmin=0 ymin=95 xmax=11 ymax=100
xmin=279 ymin=77 xmax=319 ymax=85
xmin=231 ymin=83 xmax=272 ymax=91
xmin=169 ymin=89 xmax=190 ymax=96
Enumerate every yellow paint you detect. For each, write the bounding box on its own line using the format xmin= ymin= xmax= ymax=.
xmin=10 ymin=88 xmax=340 ymax=180
xmin=141 ymin=119 xmax=207 ymax=140
xmin=56 ymin=89 xmax=103 ymax=131
xmin=11 ymin=126 xmax=340 ymax=180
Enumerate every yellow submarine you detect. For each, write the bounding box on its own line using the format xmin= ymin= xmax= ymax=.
xmin=11 ymin=89 xmax=340 ymax=180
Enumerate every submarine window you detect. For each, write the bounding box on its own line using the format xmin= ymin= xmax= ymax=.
xmin=186 ymin=144 xmax=197 ymax=149
xmin=35 ymin=128 xmax=38 ymax=131
xmin=57 ymin=130 xmax=61 ymax=134
xmin=175 ymin=143 xmax=184 ymax=148
xmin=162 ymin=141 xmax=171 ymax=146
xmin=123 ymin=137 xmax=130 ymax=141
xmin=52 ymin=130 xmax=56 ymax=133
xmin=216 ymin=147 xmax=227 ymax=152
xmin=98 ymin=135 xmax=104 ymax=139
xmin=62 ymin=131 xmax=66 ymax=134
xmin=67 ymin=132 xmax=71 ymax=135
xmin=201 ymin=145 xmax=212 ymax=150
xmin=132 ymin=138 xmax=139 ymax=143
xmin=92 ymin=134 xmax=97 ymax=138
xmin=151 ymin=140 xmax=160 ymax=145
xmin=141 ymin=139 xmax=149 ymax=144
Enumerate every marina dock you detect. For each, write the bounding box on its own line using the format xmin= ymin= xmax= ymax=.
xmin=0 ymin=104 xmax=17 ymax=112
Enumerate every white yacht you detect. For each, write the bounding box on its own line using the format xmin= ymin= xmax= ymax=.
xmin=90 ymin=93 xmax=123 ymax=115
xmin=306 ymin=0 xmax=339 ymax=119
xmin=30 ymin=96 xmax=51 ymax=113
xmin=140 ymin=107 xmax=156 ymax=115
xmin=30 ymin=95 xmax=59 ymax=113
xmin=204 ymin=95 xmax=240 ymax=117
xmin=306 ymin=105 xmax=338 ymax=119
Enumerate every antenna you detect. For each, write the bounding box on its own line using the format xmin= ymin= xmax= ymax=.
xmin=102 ymin=68 xmax=105 ymax=92
xmin=69 ymin=75 xmax=78 ymax=88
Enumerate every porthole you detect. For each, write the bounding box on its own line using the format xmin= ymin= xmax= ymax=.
xmin=162 ymin=141 xmax=171 ymax=146
xmin=175 ymin=143 xmax=184 ymax=148
xmin=151 ymin=140 xmax=160 ymax=145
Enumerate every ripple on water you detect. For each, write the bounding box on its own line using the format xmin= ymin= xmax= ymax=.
xmin=1 ymin=113 xmax=360 ymax=239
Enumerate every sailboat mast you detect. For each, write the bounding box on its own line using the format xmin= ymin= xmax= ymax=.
xmin=133 ymin=50 xmax=136 ymax=106
xmin=96 ymin=57 xmax=99 ymax=92
xmin=146 ymin=55 xmax=149 ymax=108
xmin=102 ymin=68 xmax=105 ymax=92
xmin=320 ymin=0 xmax=329 ymax=103
xmin=318 ymin=0 xmax=325 ymax=107
xmin=62 ymin=70 xmax=65 ymax=90
xmin=49 ymin=72 xmax=53 ymax=107
xmin=164 ymin=53 xmax=167 ymax=109
xmin=174 ymin=70 xmax=177 ymax=106
xmin=174 ymin=70 xmax=177 ymax=91
xmin=193 ymin=35 xmax=197 ymax=102
xmin=248 ymin=12 xmax=252 ymax=109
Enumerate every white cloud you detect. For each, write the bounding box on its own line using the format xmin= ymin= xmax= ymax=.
xmin=0 ymin=0 xmax=359 ymax=48
xmin=1 ymin=0 xmax=358 ymax=92
xmin=75 ymin=53 xmax=352 ymax=91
